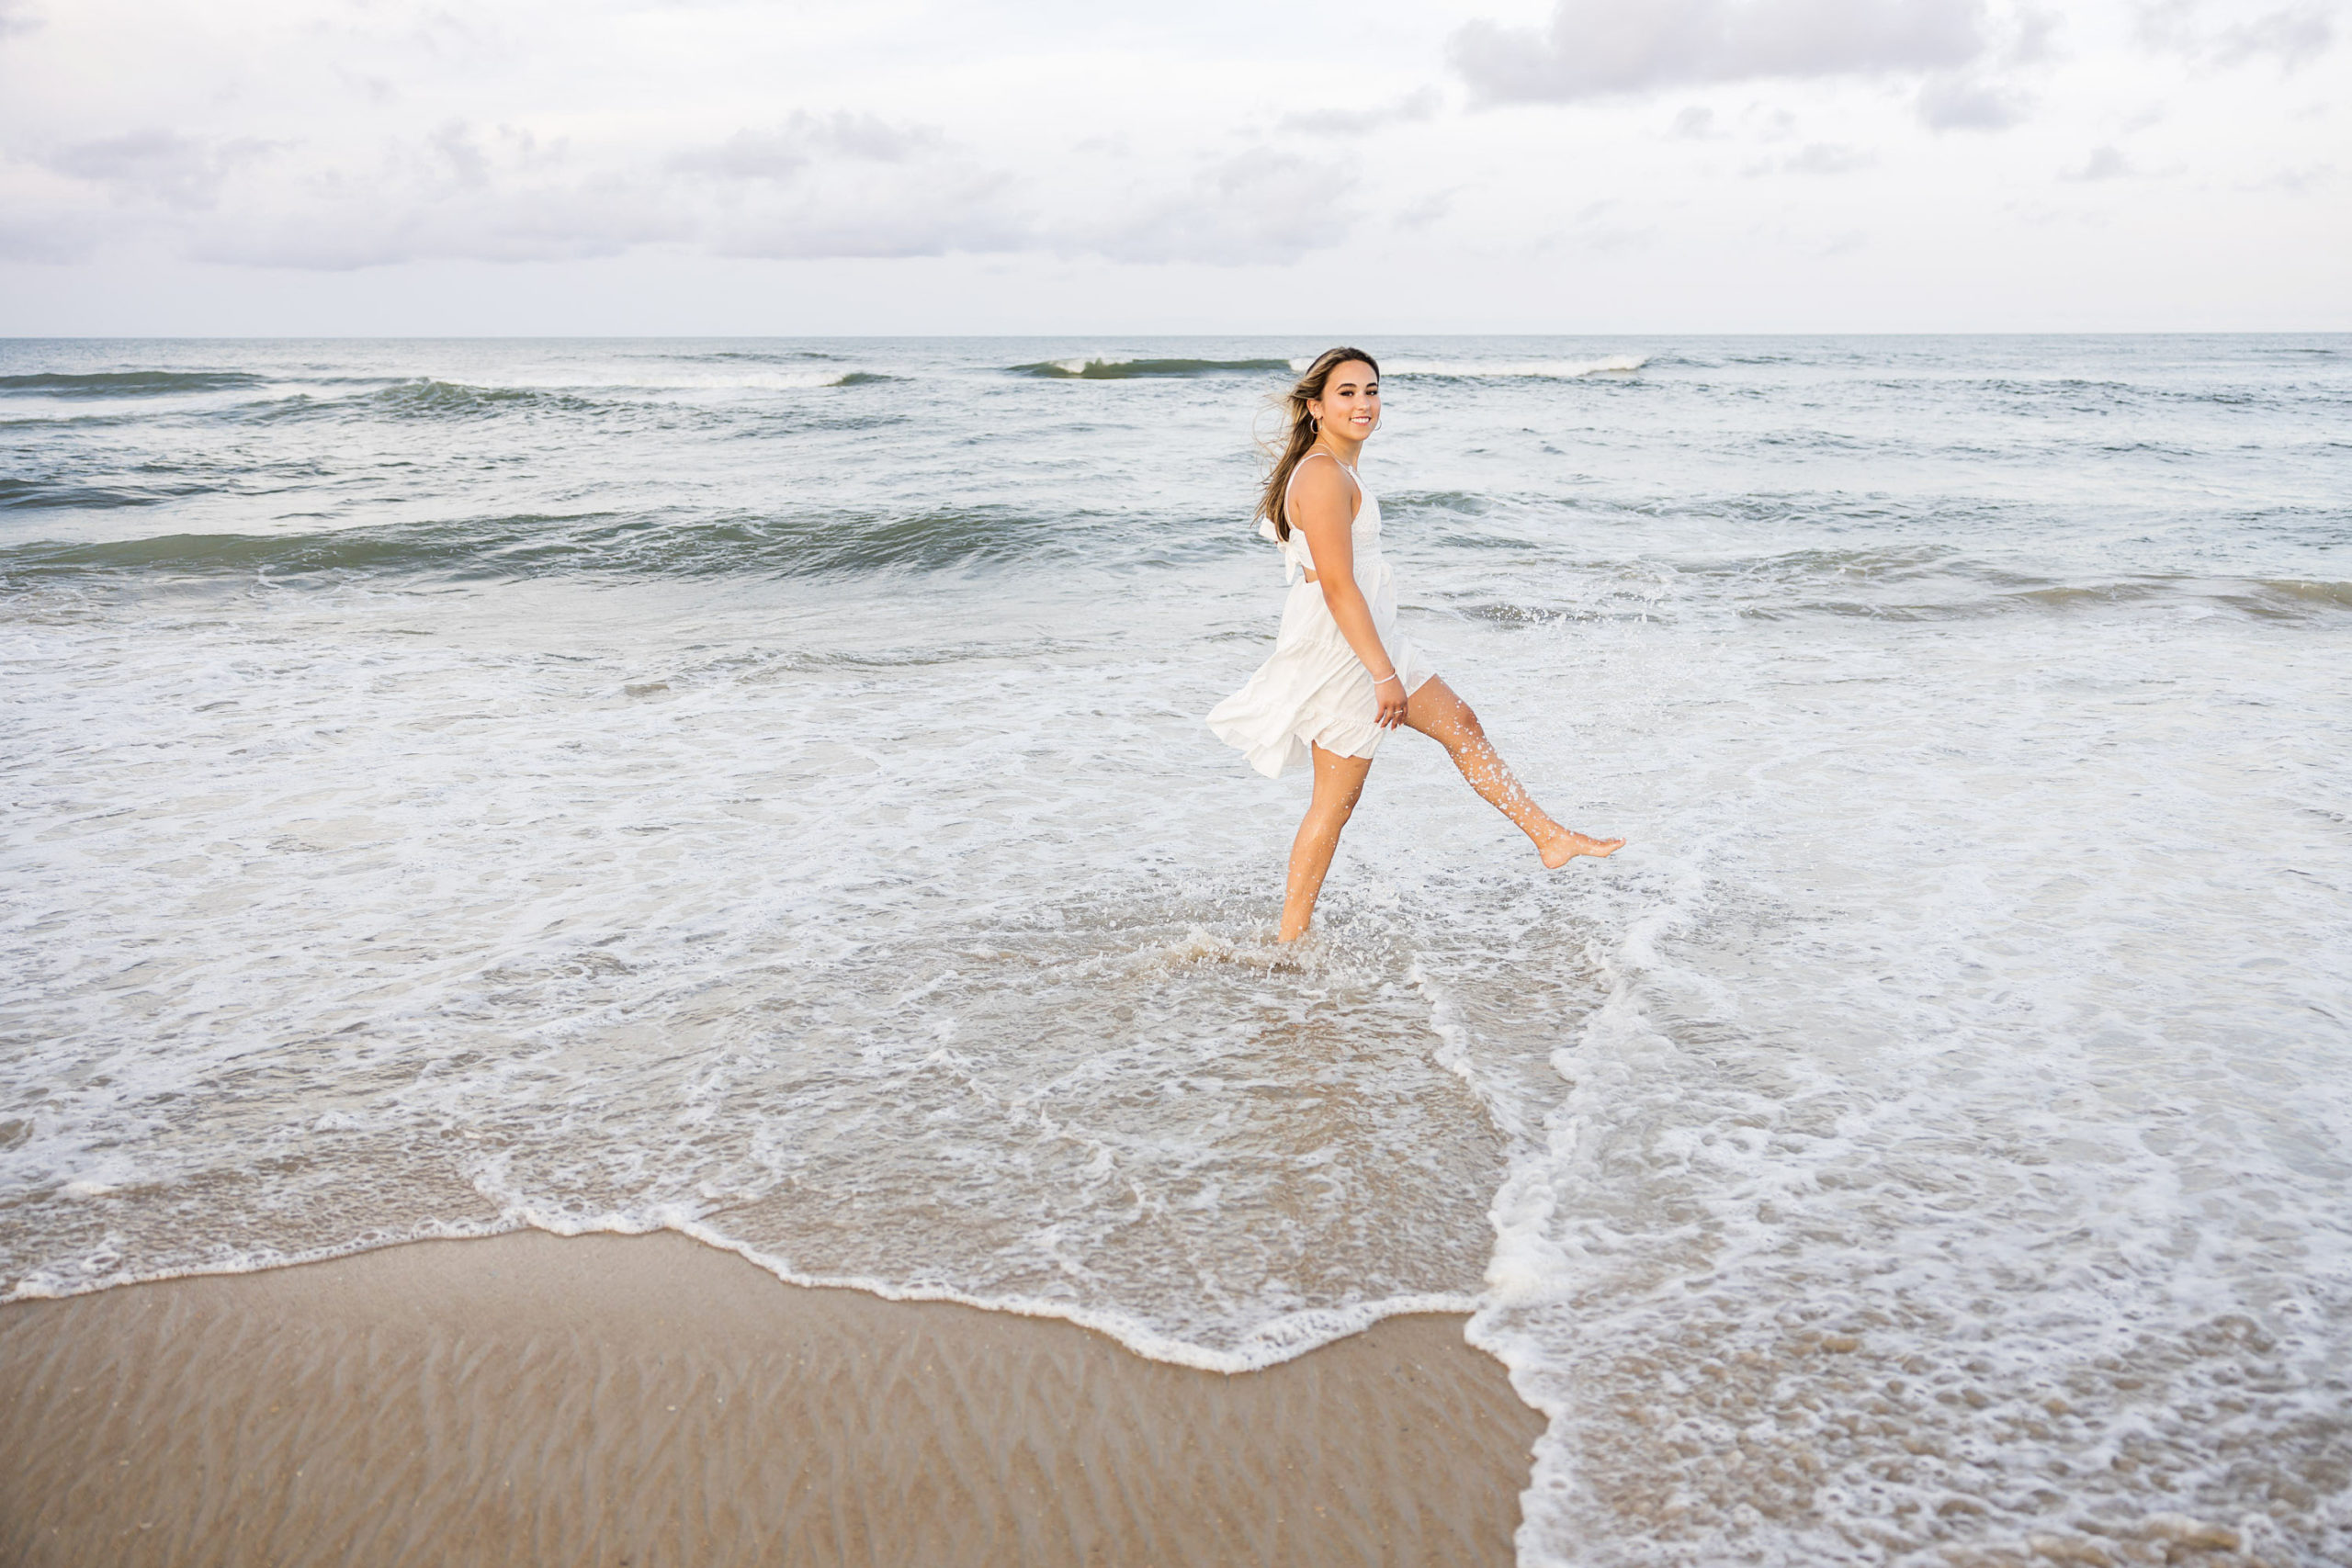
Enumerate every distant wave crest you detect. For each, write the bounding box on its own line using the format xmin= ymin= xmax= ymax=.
xmin=4 ymin=369 xmax=889 ymax=424
xmin=232 ymin=372 xmax=882 ymax=424
xmin=0 ymin=506 xmax=1186 ymax=582
xmin=1011 ymin=355 xmax=1646 ymax=381
xmin=0 ymin=477 xmax=208 ymax=512
xmin=1012 ymin=358 xmax=1295 ymax=379
xmin=1382 ymin=355 xmax=1647 ymax=379
xmin=0 ymin=370 xmax=268 ymax=397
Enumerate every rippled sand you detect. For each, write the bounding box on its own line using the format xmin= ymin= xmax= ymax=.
xmin=0 ymin=1231 xmax=1542 ymax=1567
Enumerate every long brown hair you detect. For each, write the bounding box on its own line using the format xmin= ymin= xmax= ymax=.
xmin=1257 ymin=346 xmax=1379 ymax=541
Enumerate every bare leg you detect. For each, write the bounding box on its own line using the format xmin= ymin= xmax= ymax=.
xmin=1279 ymin=744 xmax=1374 ymax=942
xmin=1402 ymin=676 xmax=1623 ymax=868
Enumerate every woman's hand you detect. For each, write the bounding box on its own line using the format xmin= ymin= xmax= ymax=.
xmin=1373 ymin=671 xmax=1408 ymax=729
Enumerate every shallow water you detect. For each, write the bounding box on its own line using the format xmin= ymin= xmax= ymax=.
xmin=5 ymin=335 xmax=2349 ymax=1565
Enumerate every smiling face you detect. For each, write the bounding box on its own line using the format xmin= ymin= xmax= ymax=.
xmin=1307 ymin=360 xmax=1380 ymax=443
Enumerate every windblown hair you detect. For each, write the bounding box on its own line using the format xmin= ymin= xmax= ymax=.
xmin=1257 ymin=346 xmax=1379 ymax=542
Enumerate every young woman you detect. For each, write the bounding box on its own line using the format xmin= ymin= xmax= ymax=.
xmin=1206 ymin=347 xmax=1623 ymax=942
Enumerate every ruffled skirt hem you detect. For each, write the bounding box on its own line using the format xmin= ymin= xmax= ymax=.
xmin=1206 ymin=642 xmax=1437 ymax=779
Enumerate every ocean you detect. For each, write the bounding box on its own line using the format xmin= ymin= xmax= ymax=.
xmin=4 ymin=334 xmax=2347 ymax=1565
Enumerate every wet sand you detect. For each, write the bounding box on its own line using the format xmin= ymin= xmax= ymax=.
xmin=0 ymin=1230 xmax=1542 ymax=1567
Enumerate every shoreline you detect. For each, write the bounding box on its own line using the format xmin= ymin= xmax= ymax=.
xmin=0 ymin=1228 xmax=1542 ymax=1567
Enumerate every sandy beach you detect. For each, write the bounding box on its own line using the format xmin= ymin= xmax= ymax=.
xmin=0 ymin=1230 xmax=1542 ymax=1567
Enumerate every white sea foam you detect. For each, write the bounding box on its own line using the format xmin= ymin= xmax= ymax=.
xmin=402 ymin=367 xmax=864 ymax=394
xmin=1382 ymin=355 xmax=1648 ymax=378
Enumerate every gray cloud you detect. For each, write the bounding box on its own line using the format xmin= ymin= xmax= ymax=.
xmin=2064 ymin=145 xmax=2132 ymax=181
xmin=141 ymin=115 xmax=666 ymax=268
xmin=1556 ymin=198 xmax=1657 ymax=253
xmin=0 ymin=208 xmax=110 ymax=262
xmin=674 ymin=131 xmax=813 ymax=183
xmin=189 ymin=181 xmax=694 ymax=271
xmin=2137 ymin=1 xmax=2338 ymax=70
xmin=1671 ymin=105 xmax=1724 ymax=138
xmin=175 ymin=110 xmax=999 ymax=269
xmin=12 ymin=106 xmax=1354 ymax=272
xmin=672 ymin=112 xmax=943 ymax=182
xmin=680 ymin=115 xmax=1021 ymax=261
xmin=2244 ymin=162 xmax=2338 ymax=193
xmin=1451 ymin=0 xmax=1988 ymax=103
xmin=427 ymin=121 xmax=491 ymax=187
xmin=711 ymin=212 xmax=1023 ymax=261
xmin=1393 ymin=188 xmax=1458 ymax=230
xmin=1917 ymin=72 xmax=2030 ymax=129
xmin=1784 ymin=141 xmax=1875 ymax=174
xmin=0 ymin=0 xmax=40 ymax=39
xmin=38 ymin=129 xmax=276 ymax=209
xmin=1083 ymin=152 xmax=1356 ymax=265
xmin=1738 ymin=140 xmax=1875 ymax=175
xmin=707 ymin=142 xmax=1360 ymax=266
xmin=709 ymin=167 xmax=1025 ymax=260
xmin=1278 ymin=88 xmax=1442 ymax=137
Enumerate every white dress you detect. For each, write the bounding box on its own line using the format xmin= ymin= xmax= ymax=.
xmin=1206 ymin=457 xmax=1438 ymax=778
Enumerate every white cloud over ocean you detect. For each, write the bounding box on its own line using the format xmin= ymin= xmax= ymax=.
xmin=1450 ymin=0 xmax=1994 ymax=102
xmin=0 ymin=0 xmax=2344 ymax=331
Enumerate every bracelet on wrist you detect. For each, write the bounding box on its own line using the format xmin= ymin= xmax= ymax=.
xmin=1374 ymin=671 xmax=1402 ymax=688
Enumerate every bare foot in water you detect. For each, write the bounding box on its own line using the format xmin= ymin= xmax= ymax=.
xmin=1538 ymin=827 xmax=1625 ymax=869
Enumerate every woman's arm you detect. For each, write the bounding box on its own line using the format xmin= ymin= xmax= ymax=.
xmin=1292 ymin=460 xmax=1408 ymax=729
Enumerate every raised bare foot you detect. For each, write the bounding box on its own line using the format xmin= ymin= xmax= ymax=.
xmin=1538 ymin=827 xmax=1624 ymax=869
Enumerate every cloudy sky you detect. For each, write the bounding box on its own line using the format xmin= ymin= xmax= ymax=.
xmin=1 ymin=0 xmax=2343 ymax=333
